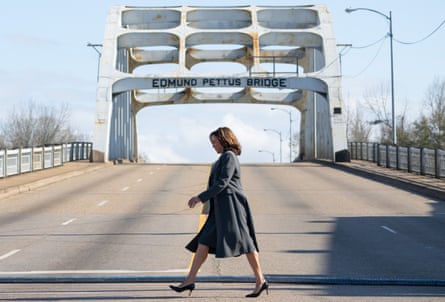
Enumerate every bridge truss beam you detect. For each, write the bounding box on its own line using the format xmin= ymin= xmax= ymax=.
xmin=93 ymin=5 xmax=349 ymax=162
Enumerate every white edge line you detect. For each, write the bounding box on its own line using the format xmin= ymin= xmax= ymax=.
xmin=381 ymin=225 xmax=397 ymax=234
xmin=121 ymin=186 xmax=129 ymax=191
xmin=0 ymin=249 xmax=21 ymax=261
xmin=137 ymin=178 xmax=143 ymax=182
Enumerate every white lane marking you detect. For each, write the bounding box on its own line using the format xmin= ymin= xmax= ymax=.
xmin=381 ymin=225 xmax=397 ymax=234
xmin=149 ymin=172 xmax=154 ymax=175
xmin=97 ymin=200 xmax=108 ymax=207
xmin=137 ymin=178 xmax=143 ymax=182
xmin=61 ymin=218 xmax=77 ymax=226
xmin=0 ymin=269 xmax=188 ymax=275
xmin=0 ymin=249 xmax=21 ymax=261
xmin=121 ymin=186 xmax=129 ymax=192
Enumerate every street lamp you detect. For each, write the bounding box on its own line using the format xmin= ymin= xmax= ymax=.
xmin=270 ymin=107 xmax=293 ymax=162
xmin=87 ymin=42 xmax=103 ymax=82
xmin=258 ymin=150 xmax=275 ymax=163
xmin=345 ymin=7 xmax=397 ymax=145
xmin=264 ymin=128 xmax=282 ymax=163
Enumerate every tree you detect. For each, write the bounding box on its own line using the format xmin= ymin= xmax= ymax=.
xmin=425 ymin=77 xmax=445 ymax=149
xmin=348 ymin=108 xmax=371 ymax=142
xmin=363 ymin=84 xmax=393 ymax=144
xmin=396 ymin=113 xmax=414 ymax=146
xmin=0 ymin=134 xmax=6 ymax=149
xmin=361 ymin=83 xmax=413 ymax=145
xmin=412 ymin=115 xmax=433 ymax=148
xmin=291 ymin=131 xmax=300 ymax=161
xmin=1 ymin=101 xmax=78 ymax=148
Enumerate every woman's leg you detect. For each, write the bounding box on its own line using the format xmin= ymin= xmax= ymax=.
xmin=183 ymin=244 xmax=209 ymax=285
xmin=246 ymin=251 xmax=266 ymax=287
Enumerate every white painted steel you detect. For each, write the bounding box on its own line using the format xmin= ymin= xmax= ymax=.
xmin=93 ymin=5 xmax=348 ymax=162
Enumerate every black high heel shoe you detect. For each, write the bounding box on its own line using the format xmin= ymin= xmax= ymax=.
xmin=246 ymin=281 xmax=269 ymax=298
xmin=169 ymin=283 xmax=195 ymax=296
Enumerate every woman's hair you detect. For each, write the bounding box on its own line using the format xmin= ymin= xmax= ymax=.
xmin=210 ymin=127 xmax=242 ymax=155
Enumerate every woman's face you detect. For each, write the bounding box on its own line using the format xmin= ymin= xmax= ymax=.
xmin=210 ymin=135 xmax=224 ymax=154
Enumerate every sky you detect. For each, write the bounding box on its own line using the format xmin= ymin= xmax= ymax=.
xmin=0 ymin=1 xmax=444 ymax=163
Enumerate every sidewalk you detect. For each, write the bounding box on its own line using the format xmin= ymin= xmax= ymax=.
xmin=332 ymin=160 xmax=445 ymax=200
xmin=0 ymin=161 xmax=106 ymax=200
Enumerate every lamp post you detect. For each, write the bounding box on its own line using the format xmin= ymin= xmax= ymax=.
xmin=258 ymin=150 xmax=275 ymax=163
xmin=345 ymin=7 xmax=397 ymax=145
xmin=271 ymin=107 xmax=293 ymax=162
xmin=264 ymin=128 xmax=282 ymax=163
xmin=87 ymin=42 xmax=103 ymax=82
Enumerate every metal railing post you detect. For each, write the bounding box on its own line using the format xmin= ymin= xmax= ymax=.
xmin=69 ymin=143 xmax=74 ymax=161
xmin=373 ymin=143 xmax=378 ymax=163
xmin=407 ymin=147 xmax=412 ymax=173
xmin=18 ymin=147 xmax=22 ymax=175
xmin=4 ymin=148 xmax=8 ymax=177
xmin=420 ymin=148 xmax=425 ymax=175
xmin=52 ymin=145 xmax=55 ymax=168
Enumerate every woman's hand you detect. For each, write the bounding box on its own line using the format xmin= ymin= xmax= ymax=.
xmin=188 ymin=196 xmax=201 ymax=208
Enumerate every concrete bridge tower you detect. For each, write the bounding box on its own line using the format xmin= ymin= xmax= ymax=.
xmin=93 ymin=5 xmax=349 ymax=162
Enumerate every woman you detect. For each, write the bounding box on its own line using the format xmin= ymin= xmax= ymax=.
xmin=169 ymin=127 xmax=268 ymax=298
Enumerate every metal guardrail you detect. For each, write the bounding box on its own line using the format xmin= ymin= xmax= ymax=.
xmin=0 ymin=142 xmax=93 ymax=178
xmin=348 ymin=142 xmax=445 ymax=179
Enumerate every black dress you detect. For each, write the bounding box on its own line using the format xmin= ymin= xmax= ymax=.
xmin=186 ymin=151 xmax=259 ymax=258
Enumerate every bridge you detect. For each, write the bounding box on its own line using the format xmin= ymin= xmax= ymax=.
xmin=0 ymin=160 xmax=444 ymax=299
xmin=92 ymin=5 xmax=348 ymax=163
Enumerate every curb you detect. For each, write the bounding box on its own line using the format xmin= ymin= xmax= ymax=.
xmin=0 ymin=164 xmax=106 ymax=200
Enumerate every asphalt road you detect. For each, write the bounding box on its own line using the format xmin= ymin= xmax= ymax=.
xmin=0 ymin=162 xmax=444 ymax=301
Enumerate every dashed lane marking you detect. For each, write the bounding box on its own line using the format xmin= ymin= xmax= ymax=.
xmin=61 ymin=218 xmax=77 ymax=226
xmin=0 ymin=249 xmax=21 ymax=261
xmin=97 ymin=200 xmax=108 ymax=207
xmin=381 ymin=225 xmax=397 ymax=234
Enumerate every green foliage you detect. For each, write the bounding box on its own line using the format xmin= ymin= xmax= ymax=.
xmin=409 ymin=77 xmax=445 ymax=149
xmin=411 ymin=116 xmax=433 ymax=148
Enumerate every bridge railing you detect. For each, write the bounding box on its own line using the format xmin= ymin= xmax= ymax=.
xmin=0 ymin=142 xmax=93 ymax=178
xmin=348 ymin=142 xmax=445 ymax=179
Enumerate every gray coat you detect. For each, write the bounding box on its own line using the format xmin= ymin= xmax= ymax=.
xmin=186 ymin=151 xmax=259 ymax=258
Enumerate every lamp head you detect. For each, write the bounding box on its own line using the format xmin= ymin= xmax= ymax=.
xmin=345 ymin=8 xmax=355 ymax=13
